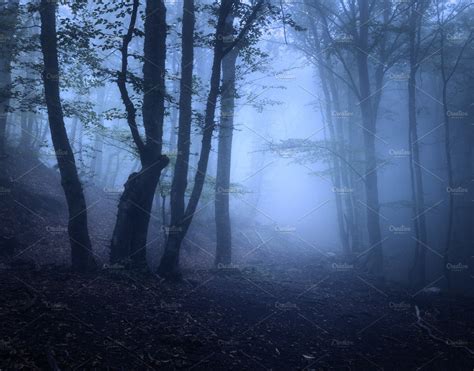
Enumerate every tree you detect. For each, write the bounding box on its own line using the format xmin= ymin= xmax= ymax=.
xmin=161 ymin=0 xmax=195 ymax=270
xmin=313 ymin=0 xmax=403 ymax=278
xmin=435 ymin=0 xmax=473 ymax=288
xmin=158 ymin=0 xmax=267 ymax=278
xmin=0 ymin=0 xmax=19 ymax=157
xmin=215 ymin=10 xmax=239 ymax=267
xmin=405 ymin=0 xmax=430 ymax=288
xmin=299 ymin=3 xmax=352 ymax=255
xmin=39 ymin=0 xmax=96 ymax=272
xmin=109 ymin=0 xmax=169 ymax=268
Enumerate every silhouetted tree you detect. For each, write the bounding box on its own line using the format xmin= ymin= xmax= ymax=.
xmin=39 ymin=0 xmax=96 ymax=272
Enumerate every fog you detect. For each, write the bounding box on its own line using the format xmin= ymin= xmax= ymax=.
xmin=1 ymin=0 xmax=473 ymax=368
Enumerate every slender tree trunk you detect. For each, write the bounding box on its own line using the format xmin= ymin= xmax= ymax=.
xmin=407 ymin=3 xmax=428 ymax=288
xmin=344 ymin=89 xmax=362 ymax=252
xmin=441 ymin=83 xmax=454 ymax=288
xmin=215 ymin=17 xmax=238 ymax=267
xmin=19 ymin=110 xmax=29 ymax=147
xmin=158 ymin=0 xmax=233 ymax=277
xmin=39 ymin=0 xmax=95 ymax=272
xmin=158 ymin=0 xmax=265 ymax=277
xmin=157 ymin=0 xmax=195 ymax=276
xmin=356 ymin=0 xmax=383 ymax=278
xmin=437 ymin=23 xmax=470 ymax=290
xmin=90 ymin=133 xmax=103 ymax=179
xmin=311 ymin=21 xmax=350 ymax=255
xmin=109 ymin=152 xmax=121 ymax=189
xmin=90 ymin=91 xmax=106 ymax=181
xmin=327 ymin=72 xmax=358 ymax=253
xmin=70 ymin=115 xmax=79 ymax=151
xmin=0 ymin=0 xmax=19 ymax=157
xmin=102 ymin=153 xmax=113 ymax=187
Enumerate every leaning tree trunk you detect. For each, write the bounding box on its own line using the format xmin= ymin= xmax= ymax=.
xmin=214 ymin=12 xmax=238 ymax=267
xmin=39 ymin=0 xmax=95 ymax=272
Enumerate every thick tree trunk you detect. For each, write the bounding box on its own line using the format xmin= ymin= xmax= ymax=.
xmin=215 ymin=36 xmax=238 ymax=267
xmin=39 ymin=0 xmax=95 ymax=272
xmin=110 ymin=0 xmax=169 ymax=268
xmin=110 ymin=165 xmax=163 ymax=267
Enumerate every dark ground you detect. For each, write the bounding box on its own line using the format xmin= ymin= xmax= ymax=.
xmin=1 ymin=263 xmax=473 ymax=370
xmin=1 ymin=149 xmax=473 ymax=370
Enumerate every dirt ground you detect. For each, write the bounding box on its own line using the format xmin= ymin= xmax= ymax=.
xmin=1 ymin=260 xmax=473 ymax=370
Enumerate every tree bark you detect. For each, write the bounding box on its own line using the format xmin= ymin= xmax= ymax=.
xmin=355 ymin=0 xmax=384 ymax=278
xmin=157 ymin=0 xmax=195 ymax=276
xmin=215 ymin=15 xmax=238 ymax=267
xmin=158 ymin=0 xmax=234 ymax=278
xmin=0 ymin=0 xmax=19 ymax=157
xmin=407 ymin=1 xmax=428 ymax=288
xmin=310 ymin=20 xmax=350 ymax=255
xmin=158 ymin=0 xmax=265 ymax=277
xmin=39 ymin=0 xmax=95 ymax=272
xmin=110 ymin=0 xmax=169 ymax=268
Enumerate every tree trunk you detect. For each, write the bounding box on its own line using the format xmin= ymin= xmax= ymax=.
xmin=110 ymin=152 xmax=121 ymax=189
xmin=110 ymin=0 xmax=169 ymax=268
xmin=311 ymin=21 xmax=350 ymax=255
xmin=110 ymin=166 xmax=163 ymax=267
xmin=158 ymin=0 xmax=265 ymax=277
xmin=407 ymin=3 xmax=428 ymax=288
xmin=356 ymin=0 xmax=383 ymax=278
xmin=158 ymin=0 xmax=233 ymax=278
xmin=157 ymin=0 xmax=195 ymax=276
xmin=70 ymin=115 xmax=79 ymax=151
xmin=215 ymin=19 xmax=238 ymax=267
xmin=39 ymin=0 xmax=95 ymax=272
xmin=0 ymin=0 xmax=19 ymax=157
xmin=441 ymin=83 xmax=454 ymax=289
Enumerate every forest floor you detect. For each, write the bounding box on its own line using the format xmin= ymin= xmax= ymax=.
xmin=1 ymin=149 xmax=474 ymax=370
xmin=1 ymin=262 xmax=474 ymax=370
